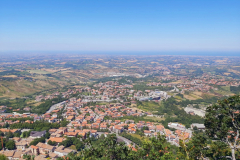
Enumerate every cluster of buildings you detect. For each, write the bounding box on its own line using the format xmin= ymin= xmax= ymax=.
xmin=0 ymin=128 xmax=76 ymax=160
xmin=0 ymin=80 xmax=209 ymax=159
xmin=147 ymin=74 xmax=240 ymax=94
xmin=35 ymin=89 xmax=81 ymax=102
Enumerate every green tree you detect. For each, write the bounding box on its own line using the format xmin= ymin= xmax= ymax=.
xmin=204 ymin=95 xmax=240 ymax=160
xmin=0 ymin=154 xmax=8 ymax=160
xmin=29 ymin=137 xmax=45 ymax=146
xmin=6 ymin=132 xmax=13 ymax=139
xmin=5 ymin=140 xmax=16 ymax=150
xmin=81 ymin=134 xmax=131 ymax=160
xmin=44 ymin=132 xmax=50 ymax=139
xmin=75 ymin=141 xmax=84 ymax=151
xmin=178 ymin=132 xmax=208 ymax=160
xmin=136 ymin=134 xmax=174 ymax=159
xmin=23 ymin=154 xmax=35 ymax=160
xmin=48 ymin=140 xmax=57 ymax=146
xmin=206 ymin=141 xmax=232 ymax=159
xmin=47 ymin=140 xmax=53 ymax=145
xmin=13 ymin=132 xmax=20 ymax=137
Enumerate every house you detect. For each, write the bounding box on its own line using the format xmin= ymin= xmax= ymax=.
xmin=49 ymin=129 xmax=57 ymax=134
xmin=92 ymin=123 xmax=99 ymax=129
xmin=100 ymin=124 xmax=107 ymax=130
xmin=49 ymin=152 xmax=59 ymax=159
xmin=30 ymin=130 xmax=46 ymax=138
xmin=16 ymin=141 xmax=28 ymax=151
xmin=48 ymin=137 xmax=65 ymax=145
xmin=12 ymin=137 xmax=21 ymax=142
xmin=30 ymin=145 xmax=39 ymax=155
xmin=156 ymin=125 xmax=165 ymax=135
xmin=136 ymin=123 xmax=143 ymax=130
xmin=34 ymin=154 xmax=48 ymax=160
xmin=144 ymin=130 xmax=152 ymax=136
xmin=66 ymin=116 xmax=74 ymax=121
xmin=64 ymin=132 xmax=78 ymax=137
xmin=77 ymin=131 xmax=86 ymax=139
xmin=59 ymin=127 xmax=67 ymax=134
xmin=54 ymin=145 xmax=75 ymax=157
xmin=12 ymin=151 xmax=23 ymax=160
xmin=191 ymin=123 xmax=205 ymax=130
xmin=148 ymin=126 xmax=156 ymax=132
xmin=0 ymin=128 xmax=20 ymax=134
xmin=90 ymin=130 xmax=98 ymax=137
xmin=0 ymin=150 xmax=15 ymax=160
xmin=113 ymin=125 xmax=124 ymax=134
xmin=36 ymin=142 xmax=56 ymax=154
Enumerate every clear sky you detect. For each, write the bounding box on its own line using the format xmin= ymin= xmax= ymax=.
xmin=0 ymin=0 xmax=239 ymax=53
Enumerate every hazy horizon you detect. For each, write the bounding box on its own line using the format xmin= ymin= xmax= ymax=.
xmin=0 ymin=51 xmax=240 ymax=57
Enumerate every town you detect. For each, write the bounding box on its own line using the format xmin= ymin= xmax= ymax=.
xmin=0 ymin=78 xmax=224 ymax=160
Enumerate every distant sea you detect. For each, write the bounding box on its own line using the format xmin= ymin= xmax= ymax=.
xmin=98 ymin=51 xmax=240 ymax=57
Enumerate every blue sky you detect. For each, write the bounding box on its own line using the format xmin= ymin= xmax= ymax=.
xmin=0 ymin=0 xmax=239 ymax=52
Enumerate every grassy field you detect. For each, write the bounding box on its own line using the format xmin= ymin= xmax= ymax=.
xmin=129 ymin=133 xmax=143 ymax=139
xmin=143 ymin=116 xmax=165 ymax=121
xmin=2 ymin=75 xmax=18 ymax=78
xmin=0 ymin=78 xmax=68 ymax=98
xmin=27 ymin=70 xmax=51 ymax=74
xmin=184 ymin=92 xmax=202 ymax=100
xmin=213 ymin=86 xmax=235 ymax=96
xmin=137 ymin=101 xmax=160 ymax=112
xmin=174 ymin=95 xmax=183 ymax=101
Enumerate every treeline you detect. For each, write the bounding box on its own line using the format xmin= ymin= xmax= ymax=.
xmin=9 ymin=121 xmax=60 ymax=130
xmin=0 ymin=69 xmax=29 ymax=76
xmin=5 ymin=117 xmax=33 ymax=122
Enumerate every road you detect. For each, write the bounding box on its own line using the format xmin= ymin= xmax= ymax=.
xmin=97 ymin=132 xmax=136 ymax=146
xmin=46 ymin=101 xmax=66 ymax=113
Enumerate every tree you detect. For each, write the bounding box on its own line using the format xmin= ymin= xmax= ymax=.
xmin=47 ymin=140 xmax=53 ymax=145
xmin=48 ymin=140 xmax=57 ymax=146
xmin=44 ymin=132 xmax=50 ymax=139
xmin=52 ymin=141 xmax=57 ymax=146
xmin=29 ymin=137 xmax=45 ymax=146
xmin=56 ymin=134 xmax=176 ymax=160
xmin=0 ymin=154 xmax=8 ymax=160
xmin=5 ymin=132 xmax=13 ymax=139
xmin=0 ymin=131 xmax=4 ymax=137
xmin=206 ymin=141 xmax=231 ymax=159
xmin=23 ymin=154 xmax=35 ymax=160
xmin=204 ymin=95 xmax=240 ymax=160
xmin=136 ymin=134 xmax=174 ymax=159
xmin=178 ymin=132 xmax=208 ymax=160
xmin=75 ymin=141 xmax=84 ymax=151
xmin=5 ymin=140 xmax=16 ymax=150
xmin=13 ymin=132 xmax=20 ymax=137
xmin=81 ymin=134 xmax=131 ymax=160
